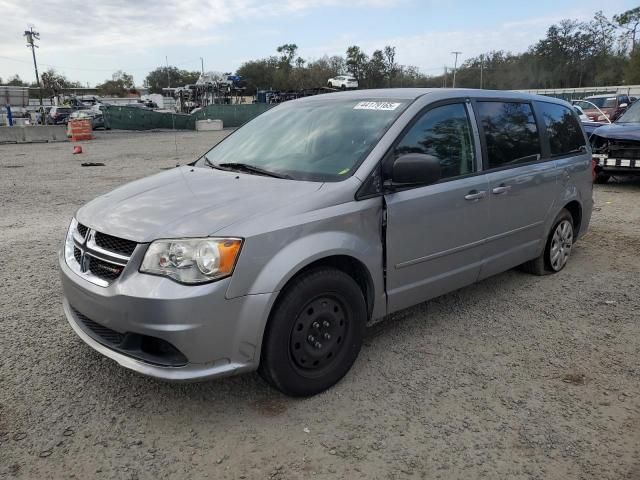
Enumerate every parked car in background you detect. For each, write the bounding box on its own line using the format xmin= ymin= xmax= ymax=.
xmin=60 ymin=89 xmax=592 ymax=397
xmin=591 ymin=99 xmax=640 ymax=183
xmin=327 ymin=75 xmax=358 ymax=90
xmin=573 ymin=105 xmax=589 ymax=121
xmin=45 ymin=106 xmax=74 ymax=125
xmin=579 ymin=94 xmax=631 ymax=122
xmin=68 ymin=107 xmax=107 ymax=130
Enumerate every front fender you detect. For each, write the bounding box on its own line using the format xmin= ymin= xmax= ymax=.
xmin=225 ymin=198 xmax=386 ymax=320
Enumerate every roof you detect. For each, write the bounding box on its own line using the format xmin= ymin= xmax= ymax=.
xmin=292 ymin=88 xmax=571 ymax=108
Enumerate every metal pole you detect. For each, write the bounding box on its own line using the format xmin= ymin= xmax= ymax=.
xmin=451 ymin=51 xmax=461 ymax=88
xmin=166 ymin=56 xmax=170 ymax=88
xmin=24 ymin=27 xmax=43 ymax=108
xmin=480 ymin=54 xmax=484 ymax=89
xmin=200 ymin=57 xmax=204 ymax=75
xmin=443 ymin=66 xmax=447 ymax=88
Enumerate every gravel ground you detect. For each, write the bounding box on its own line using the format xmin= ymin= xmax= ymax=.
xmin=1 ymin=131 xmax=639 ymax=480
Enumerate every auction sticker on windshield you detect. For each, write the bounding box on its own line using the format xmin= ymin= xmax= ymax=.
xmin=354 ymin=101 xmax=402 ymax=111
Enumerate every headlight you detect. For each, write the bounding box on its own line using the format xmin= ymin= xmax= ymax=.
xmin=140 ymin=237 xmax=242 ymax=284
xmin=64 ymin=217 xmax=79 ymax=266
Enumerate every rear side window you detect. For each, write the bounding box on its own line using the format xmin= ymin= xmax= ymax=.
xmin=476 ymin=101 xmax=541 ymax=169
xmin=537 ymin=102 xmax=585 ymax=156
xmin=394 ymin=103 xmax=475 ymax=180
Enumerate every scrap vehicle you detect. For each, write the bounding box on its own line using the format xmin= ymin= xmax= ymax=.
xmin=174 ymin=72 xmax=247 ymax=113
xmin=591 ymin=99 xmax=640 ymax=183
xmin=578 ymin=94 xmax=632 ymax=122
xmin=59 ymin=89 xmax=592 ymax=397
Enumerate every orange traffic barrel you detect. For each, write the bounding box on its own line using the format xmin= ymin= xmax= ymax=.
xmin=68 ymin=119 xmax=93 ymax=142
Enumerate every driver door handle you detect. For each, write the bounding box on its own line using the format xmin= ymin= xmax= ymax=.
xmin=492 ymin=185 xmax=512 ymax=195
xmin=464 ymin=190 xmax=487 ymax=201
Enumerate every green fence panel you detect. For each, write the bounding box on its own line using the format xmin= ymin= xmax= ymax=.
xmin=102 ymin=106 xmax=192 ymax=130
xmin=191 ymin=104 xmax=272 ymax=128
xmin=103 ymin=104 xmax=272 ymax=131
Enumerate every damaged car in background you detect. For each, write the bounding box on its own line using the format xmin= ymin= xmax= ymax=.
xmin=591 ymin=99 xmax=640 ymax=183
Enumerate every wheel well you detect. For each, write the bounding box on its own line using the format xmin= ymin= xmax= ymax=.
xmin=563 ymin=201 xmax=582 ymax=235
xmin=282 ymin=256 xmax=374 ymax=321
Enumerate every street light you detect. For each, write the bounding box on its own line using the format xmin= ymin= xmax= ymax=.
xmin=451 ymin=51 xmax=462 ymax=88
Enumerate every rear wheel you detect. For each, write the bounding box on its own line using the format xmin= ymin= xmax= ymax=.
xmin=259 ymin=267 xmax=366 ymax=397
xmin=520 ymin=209 xmax=574 ymax=275
xmin=594 ymin=173 xmax=610 ymax=184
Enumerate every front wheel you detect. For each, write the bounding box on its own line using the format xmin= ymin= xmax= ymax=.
xmin=520 ymin=209 xmax=574 ymax=275
xmin=259 ymin=267 xmax=366 ymax=397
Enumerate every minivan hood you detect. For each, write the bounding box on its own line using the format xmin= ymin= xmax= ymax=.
xmin=76 ymin=166 xmax=323 ymax=242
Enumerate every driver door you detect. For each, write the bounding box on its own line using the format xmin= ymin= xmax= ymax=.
xmin=384 ymin=102 xmax=489 ymax=313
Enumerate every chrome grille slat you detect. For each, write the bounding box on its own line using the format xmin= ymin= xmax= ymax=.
xmin=67 ymin=224 xmax=137 ymax=286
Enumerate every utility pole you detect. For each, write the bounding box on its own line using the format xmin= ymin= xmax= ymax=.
xmin=200 ymin=57 xmax=205 ymax=76
xmin=24 ymin=26 xmax=43 ymax=107
xmin=479 ymin=54 xmax=484 ymax=89
xmin=166 ymin=56 xmax=170 ymax=88
xmin=451 ymin=51 xmax=461 ymax=88
xmin=443 ymin=66 xmax=447 ymax=88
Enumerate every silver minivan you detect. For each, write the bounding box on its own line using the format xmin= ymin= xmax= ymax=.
xmin=60 ymin=89 xmax=593 ymax=396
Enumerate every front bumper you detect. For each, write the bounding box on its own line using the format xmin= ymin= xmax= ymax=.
xmin=593 ymin=155 xmax=640 ymax=174
xmin=59 ymin=249 xmax=277 ymax=381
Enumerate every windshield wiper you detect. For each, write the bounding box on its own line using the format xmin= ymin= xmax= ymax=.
xmin=203 ymin=157 xmax=227 ymax=171
xmin=217 ymin=162 xmax=291 ymax=179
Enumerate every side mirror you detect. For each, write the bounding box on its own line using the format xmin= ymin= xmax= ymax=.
xmin=391 ymin=153 xmax=441 ymax=186
xmin=619 ymin=103 xmax=628 ymax=109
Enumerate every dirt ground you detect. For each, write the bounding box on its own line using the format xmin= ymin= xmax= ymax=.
xmin=1 ymin=131 xmax=639 ymax=480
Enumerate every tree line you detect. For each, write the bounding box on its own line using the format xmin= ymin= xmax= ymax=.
xmin=2 ymin=6 xmax=639 ymax=97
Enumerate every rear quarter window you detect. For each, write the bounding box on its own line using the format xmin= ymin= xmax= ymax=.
xmin=536 ymin=102 xmax=586 ymax=156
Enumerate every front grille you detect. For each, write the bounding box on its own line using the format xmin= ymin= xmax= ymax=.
xmin=73 ymin=246 xmax=82 ymax=264
xmin=94 ymin=232 xmax=136 ymax=257
xmin=592 ymin=136 xmax=640 ymax=160
xmin=608 ymin=141 xmax=640 ymax=160
xmin=87 ymin=255 xmax=124 ymax=282
xmin=72 ymin=307 xmax=124 ymax=345
xmin=77 ymin=223 xmax=88 ymax=238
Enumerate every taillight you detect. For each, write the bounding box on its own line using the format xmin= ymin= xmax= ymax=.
xmin=591 ymin=159 xmax=597 ymax=182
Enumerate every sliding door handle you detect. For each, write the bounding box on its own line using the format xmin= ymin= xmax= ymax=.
xmin=492 ymin=185 xmax=512 ymax=195
xmin=464 ymin=190 xmax=487 ymax=201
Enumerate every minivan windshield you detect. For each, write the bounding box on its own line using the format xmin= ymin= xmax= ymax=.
xmin=199 ymin=98 xmax=408 ymax=181
xmin=616 ymin=101 xmax=640 ymax=123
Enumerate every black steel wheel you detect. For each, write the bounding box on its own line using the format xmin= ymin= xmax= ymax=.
xmin=259 ymin=267 xmax=366 ymax=396
xmin=289 ymin=295 xmax=349 ymax=373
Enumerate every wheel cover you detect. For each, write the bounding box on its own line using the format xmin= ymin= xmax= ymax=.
xmin=289 ymin=295 xmax=348 ymax=371
xmin=550 ymin=219 xmax=573 ymax=271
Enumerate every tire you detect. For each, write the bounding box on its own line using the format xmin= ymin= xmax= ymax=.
xmin=520 ymin=209 xmax=574 ymax=276
xmin=594 ymin=173 xmax=610 ymax=184
xmin=340 ymin=84 xmax=346 ymax=90
xmin=259 ymin=267 xmax=366 ymax=397
xmin=327 ymin=82 xmax=333 ymax=88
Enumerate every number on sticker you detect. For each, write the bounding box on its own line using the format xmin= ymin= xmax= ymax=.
xmin=354 ymin=101 xmax=402 ymax=111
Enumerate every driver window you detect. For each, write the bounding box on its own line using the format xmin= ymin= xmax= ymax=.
xmin=394 ymin=103 xmax=475 ymax=180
